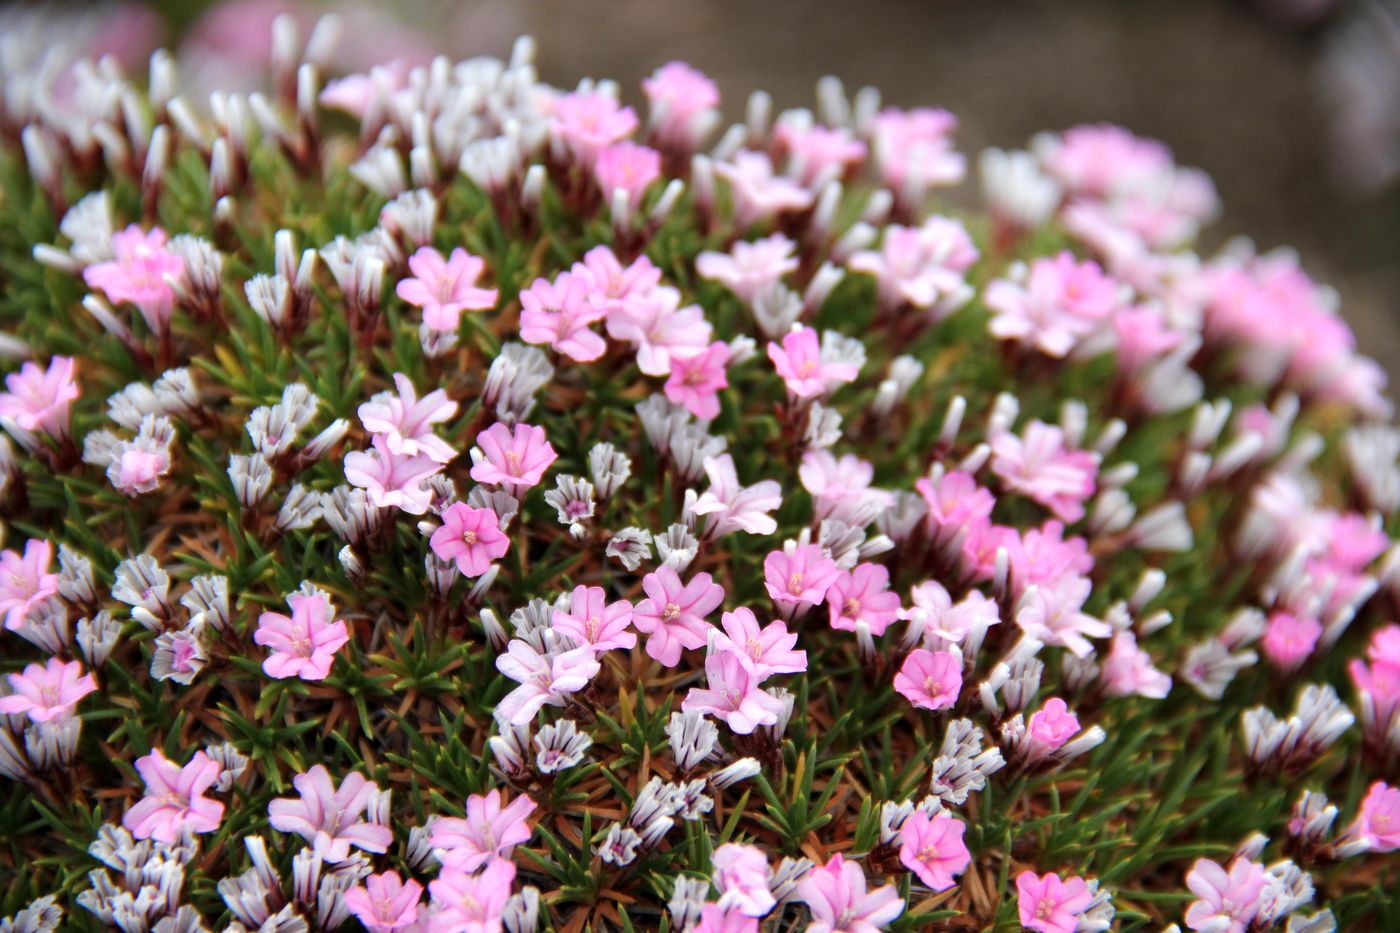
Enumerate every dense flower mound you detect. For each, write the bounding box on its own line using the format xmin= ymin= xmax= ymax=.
xmin=2 ymin=12 xmax=1400 ymax=933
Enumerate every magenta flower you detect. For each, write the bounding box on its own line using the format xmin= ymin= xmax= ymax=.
xmin=692 ymin=454 xmax=782 ymax=538
xmin=605 ymin=285 xmax=713 ymax=376
xmin=429 ymin=503 xmax=510 ymax=577
xmin=1026 ymin=698 xmax=1083 ymax=759
xmin=82 ymin=225 xmax=185 ymax=332
xmin=518 ymin=271 xmax=607 ymax=362
xmin=0 ymin=538 xmax=60 ymax=631
xmin=897 ymin=811 xmax=970 ymax=892
xmin=494 ymin=640 xmax=600 ymax=725
xmin=892 ymin=649 xmax=962 ymax=712
xmin=552 ymin=585 xmax=636 ymax=654
xmin=1100 ymin=631 xmax=1172 ymax=699
xmin=429 ymin=856 xmax=516 ymax=933
xmin=696 ymin=234 xmax=799 ymax=304
xmin=344 ymin=435 xmax=441 ymax=514
xmin=267 ymin=764 xmax=392 ymax=862
xmin=469 ymin=422 xmax=558 ymax=492
xmin=395 ymin=246 xmax=498 ymax=331
xmin=664 ymin=340 xmax=730 ymax=419
xmin=989 ymin=421 xmax=1099 ymax=523
xmin=1183 ymin=857 xmax=1268 ymax=933
xmin=715 ymin=151 xmax=815 ymax=228
xmin=1350 ymin=782 xmax=1400 ymax=852
xmin=122 ymin=749 xmax=225 ymax=843
xmin=683 ymin=646 xmax=789 ymax=734
xmin=550 ymin=90 xmax=638 ymax=163
xmin=430 ymin=788 xmax=537 ymax=871
xmin=358 ymin=372 xmax=459 ymax=463
xmin=0 ymin=357 xmax=79 ymax=439
xmin=763 ymin=545 xmax=841 ymax=610
xmin=632 ymin=567 xmax=725 ymax=667
xmin=343 ymin=871 xmax=423 ymax=933
xmin=713 ymin=608 xmax=806 ymax=679
xmin=827 ymin=563 xmax=902 ymax=636
xmin=796 ymin=852 xmax=903 ymax=933
xmin=713 ymin=842 xmax=775 ymax=917
xmin=1015 ymin=871 xmax=1094 ymax=933
xmin=642 ymin=61 xmax=720 ymax=152
xmin=595 ymin=141 xmax=662 ymax=211
xmin=0 ymin=657 xmax=97 ymax=722
xmin=254 ymin=591 xmax=351 ymax=681
xmin=768 ymin=326 xmax=858 ymax=399
xmin=691 ymin=904 xmax=760 ymax=933
xmin=1261 ymin=612 xmax=1321 ymax=672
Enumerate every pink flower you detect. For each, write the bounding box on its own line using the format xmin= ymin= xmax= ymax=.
xmin=495 ymin=641 xmax=600 ymax=724
xmin=430 ymin=788 xmax=536 ymax=871
xmin=82 ymin=225 xmax=184 ymax=332
xmin=255 ymin=591 xmax=351 ymax=681
xmin=768 ymin=326 xmax=858 ymax=399
xmin=796 ymin=852 xmax=904 ymax=933
xmin=683 ymin=649 xmax=788 ymax=735
xmin=1014 ymin=574 xmax=1110 ymax=657
xmin=268 ymin=765 xmax=392 ymax=862
xmin=847 ymin=218 xmax=977 ymax=315
xmin=778 ymin=122 xmax=867 ymax=185
xmin=0 ymin=357 xmax=79 ymax=446
xmin=799 ymin=451 xmax=894 ymax=526
xmin=696 ymin=235 xmax=799 ymax=304
xmin=827 ymin=563 xmax=902 ymax=636
xmin=518 ymin=272 xmax=607 ymax=362
xmin=1350 ymin=782 xmax=1400 ymax=853
xmin=665 ymin=340 xmax=730 ymax=419
xmin=359 ymin=372 xmax=459 ymax=463
xmin=871 ymin=108 xmax=965 ymax=199
xmin=1183 ymin=857 xmax=1268 ymax=933
xmin=914 ymin=470 xmax=996 ymax=536
xmin=344 ymin=871 xmax=423 ymax=933
xmin=1005 ymin=522 xmax=1094 ymax=594
xmin=321 ymin=62 xmax=411 ymax=118
xmin=1261 ymin=612 xmax=1321 ymax=672
xmin=643 ymin=61 xmax=720 ymax=152
xmin=595 ymin=141 xmax=662 ymax=211
xmin=692 ymin=454 xmax=782 ymax=537
xmin=1015 ymin=871 xmax=1093 ymax=933
xmin=605 ymin=285 xmax=712 ymax=376
xmin=713 ymin=842 xmax=776 ymax=916
xmin=1039 ymin=124 xmax=1174 ymax=200
xmin=112 ymin=443 xmax=171 ymax=496
xmin=691 ymin=904 xmax=760 ymax=933
xmin=715 ymin=151 xmax=815 ymax=228
xmin=344 ymin=435 xmax=441 ymax=514
xmin=429 ymin=856 xmax=516 ymax=933
xmin=552 ymin=585 xmax=636 ymax=654
xmin=122 ymin=750 xmax=224 ymax=842
xmin=764 ymin=545 xmax=841 ymax=610
xmin=469 ymin=422 xmax=558 ymax=492
xmin=1100 ymin=631 xmax=1172 ymax=699
xmin=1026 ymin=698 xmax=1083 ymax=759
xmin=632 ymin=567 xmax=725 ymax=667
xmin=893 ymin=649 xmax=962 ymax=711
xmin=574 ymin=245 xmax=663 ymax=317
xmin=1111 ymin=306 xmax=1183 ymax=375
xmin=430 ymin=503 xmax=510 ymax=577
xmin=0 ymin=539 xmax=59 ymax=631
xmin=713 ymin=607 xmax=807 ymax=679
xmin=550 ymin=91 xmax=639 ymax=163
xmin=986 ymin=253 xmax=1122 ymax=358
xmin=0 ymin=657 xmax=97 ymax=722
xmin=395 ymin=246 xmax=498 ymax=331
xmin=990 ymin=421 xmax=1099 ymax=523
xmin=897 ymin=811 xmax=970 ymax=892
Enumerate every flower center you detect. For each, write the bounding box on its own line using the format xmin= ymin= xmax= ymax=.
xmin=462 ymin=530 xmax=478 ymax=546
xmin=662 ymin=603 xmax=681 ymax=622
xmin=787 ymin=572 xmax=804 ymax=595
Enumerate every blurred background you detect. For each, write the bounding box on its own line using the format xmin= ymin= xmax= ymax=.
xmin=15 ymin=0 xmax=1400 ymax=391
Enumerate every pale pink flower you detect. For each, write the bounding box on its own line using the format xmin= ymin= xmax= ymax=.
xmin=683 ymin=646 xmax=788 ymax=734
xmin=892 ymin=649 xmax=962 ymax=711
xmin=1261 ymin=612 xmax=1321 ymax=672
xmin=632 ymin=567 xmax=725 ymax=667
xmin=430 ymin=503 xmax=509 ymax=577
xmin=267 ymin=765 xmax=392 ymax=862
xmin=0 ymin=539 xmax=60 ymax=631
xmin=696 ymin=234 xmax=799 ymax=304
xmin=1025 ymin=698 xmax=1083 ymax=759
xmin=797 ymin=852 xmax=904 ymax=933
xmin=665 ymin=340 xmax=730 ymax=419
xmin=1101 ymin=631 xmax=1172 ymax=699
xmin=605 ymin=285 xmax=712 ymax=376
xmin=83 ymin=225 xmax=185 ymax=332
xmin=359 ymin=372 xmax=459 ymax=463
xmin=715 ymin=151 xmax=815 ymax=228
xmin=430 ymin=788 xmax=536 ymax=871
xmin=344 ymin=435 xmax=441 ymax=514
xmin=573 ymin=245 xmax=663 ymax=318
xmin=827 ymin=563 xmax=902 ymax=636
xmin=395 ymin=246 xmax=498 ymax=331
xmin=344 ymin=871 xmax=423 ymax=933
xmin=713 ymin=842 xmax=776 ymax=917
xmin=552 ymin=585 xmax=636 ymax=654
xmin=848 ymin=218 xmax=977 ymax=314
xmin=0 ymin=357 xmax=80 ymax=440
xmin=1111 ymin=306 xmax=1183 ymax=375
xmin=255 ymin=591 xmax=351 ymax=682
xmin=914 ymin=470 xmax=996 ymax=535
xmin=764 ymin=545 xmax=841 ymax=610
xmin=768 ymin=326 xmax=858 ymax=399
xmin=643 ymin=61 xmax=720 ymax=152
xmin=495 ymin=640 xmax=600 ymax=724
xmin=691 ymin=903 xmax=760 ymax=933
xmin=1349 ymin=782 xmax=1400 ymax=852
xmin=595 ymin=141 xmax=662 ymax=211
xmin=986 ymin=253 xmax=1122 ymax=358
xmin=990 ymin=421 xmax=1099 ymax=523
xmin=122 ymin=749 xmax=225 ymax=843
xmin=692 ymin=454 xmax=782 ymax=537
xmin=429 ymin=856 xmax=516 ymax=933
xmin=1016 ymin=870 xmax=1093 ymax=933
xmin=799 ymin=451 xmax=894 ymax=526
xmin=871 ymin=107 xmax=965 ymax=198
xmin=778 ymin=122 xmax=867 ymax=185
xmin=1183 ymin=857 xmax=1268 ymax=933
xmin=320 ymin=61 xmax=411 ymax=118
xmin=1004 ymin=522 xmax=1095 ymax=594
xmin=897 ymin=811 xmax=970 ymax=892
xmin=1038 ymin=124 xmax=1174 ymax=201
xmin=551 ymin=91 xmax=639 ymax=163
xmin=713 ymin=607 xmax=807 ymax=679
xmin=0 ymin=657 xmax=97 ymax=722
xmin=518 ymin=272 xmax=607 ymax=362
xmin=469 ymin=422 xmax=558 ymax=492
xmin=111 ymin=443 xmax=171 ymax=496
